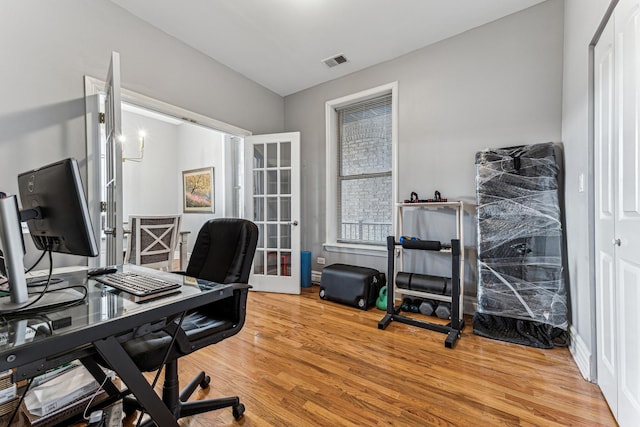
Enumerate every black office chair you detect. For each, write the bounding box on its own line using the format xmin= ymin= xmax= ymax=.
xmin=120 ymin=218 xmax=258 ymax=423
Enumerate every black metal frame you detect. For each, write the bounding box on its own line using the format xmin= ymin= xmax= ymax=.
xmin=378 ymin=236 xmax=464 ymax=348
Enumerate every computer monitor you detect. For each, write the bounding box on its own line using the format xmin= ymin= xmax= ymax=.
xmin=18 ymin=158 xmax=98 ymax=257
xmin=0 ymin=158 xmax=98 ymax=313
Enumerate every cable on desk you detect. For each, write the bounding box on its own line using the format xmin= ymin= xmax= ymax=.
xmin=24 ymin=248 xmax=48 ymax=274
xmin=7 ymin=245 xmax=55 ymax=312
xmin=0 ymin=248 xmax=49 ymax=287
xmin=0 ymin=240 xmax=47 ymax=285
xmin=1 ymin=243 xmax=88 ymax=317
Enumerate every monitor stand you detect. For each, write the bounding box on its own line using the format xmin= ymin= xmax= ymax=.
xmin=0 ymin=195 xmax=29 ymax=305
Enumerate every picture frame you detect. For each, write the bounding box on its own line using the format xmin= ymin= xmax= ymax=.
xmin=182 ymin=167 xmax=214 ymax=213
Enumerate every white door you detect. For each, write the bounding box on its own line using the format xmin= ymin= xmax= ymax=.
xmin=594 ymin=15 xmax=617 ymax=415
xmin=103 ymin=52 xmax=124 ymax=266
xmin=594 ymin=0 xmax=640 ymax=424
xmin=245 ymin=132 xmax=301 ymax=294
xmin=613 ymin=0 xmax=640 ymax=423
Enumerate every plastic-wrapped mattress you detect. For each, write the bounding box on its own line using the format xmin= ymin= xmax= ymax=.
xmin=473 ymin=142 xmax=568 ymax=348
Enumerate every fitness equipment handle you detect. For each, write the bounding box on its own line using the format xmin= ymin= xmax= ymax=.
xmin=401 ymin=240 xmax=441 ymax=251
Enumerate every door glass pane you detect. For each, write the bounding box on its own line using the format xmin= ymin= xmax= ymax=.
xmin=280 ymin=142 xmax=291 ymax=167
xmin=254 ymin=197 xmax=264 ymax=221
xmin=253 ymin=144 xmax=265 ymax=168
xmin=267 ymin=250 xmax=278 ymax=275
xmin=267 ymin=143 xmax=278 ymax=167
xmin=254 ymin=250 xmax=264 ymax=274
xmin=267 ymin=170 xmax=278 ymax=194
xmin=267 ymin=224 xmax=278 ymax=248
xmin=267 ymin=197 xmax=278 ymax=221
xmin=281 ymin=251 xmax=291 ymax=277
xmin=253 ymin=171 xmax=264 ymax=195
xmin=280 ymin=170 xmax=291 ymax=194
xmin=280 ymin=224 xmax=291 ymax=249
xmin=281 ymin=197 xmax=291 ymax=221
xmin=257 ymin=223 xmax=264 ymax=248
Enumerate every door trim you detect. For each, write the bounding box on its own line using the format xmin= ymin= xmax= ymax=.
xmin=84 ymin=76 xmax=251 ymax=137
xmin=587 ymin=0 xmax=621 ymax=383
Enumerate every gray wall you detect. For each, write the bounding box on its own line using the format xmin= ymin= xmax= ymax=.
xmin=0 ymin=0 xmax=283 ymax=266
xmin=562 ymin=0 xmax=613 ymax=379
xmin=176 ymin=123 xmax=226 ymax=255
xmin=122 ymin=111 xmax=182 ymax=219
xmin=284 ymin=0 xmax=564 ymax=288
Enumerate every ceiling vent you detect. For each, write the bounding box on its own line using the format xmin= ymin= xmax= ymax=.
xmin=322 ymin=53 xmax=348 ymax=68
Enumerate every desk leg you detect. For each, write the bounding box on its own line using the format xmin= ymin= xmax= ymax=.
xmin=80 ymin=357 xmax=121 ymax=397
xmin=94 ymin=336 xmax=178 ymax=427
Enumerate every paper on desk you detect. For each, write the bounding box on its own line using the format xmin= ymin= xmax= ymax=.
xmin=24 ymin=365 xmax=112 ymax=417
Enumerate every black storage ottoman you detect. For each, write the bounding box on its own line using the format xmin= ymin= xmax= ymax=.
xmin=319 ymin=264 xmax=385 ymax=310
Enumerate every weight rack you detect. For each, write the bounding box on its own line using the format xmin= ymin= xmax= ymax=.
xmin=378 ymin=236 xmax=464 ymax=348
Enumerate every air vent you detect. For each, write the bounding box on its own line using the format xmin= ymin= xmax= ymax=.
xmin=322 ymin=53 xmax=348 ymax=68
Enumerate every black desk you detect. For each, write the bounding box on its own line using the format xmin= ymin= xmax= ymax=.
xmin=0 ymin=265 xmax=236 ymax=427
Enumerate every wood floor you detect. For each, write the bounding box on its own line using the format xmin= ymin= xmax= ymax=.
xmin=126 ymin=286 xmax=615 ymax=427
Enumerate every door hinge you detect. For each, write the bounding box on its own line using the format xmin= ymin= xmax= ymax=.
xmin=100 ymin=201 xmax=107 ymax=212
xmin=99 ymin=112 xmax=105 ymax=124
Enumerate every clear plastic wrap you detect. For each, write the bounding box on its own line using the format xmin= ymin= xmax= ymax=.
xmin=475 ymin=142 xmax=568 ymax=330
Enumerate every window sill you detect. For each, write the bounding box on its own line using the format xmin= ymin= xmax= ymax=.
xmin=322 ymin=242 xmax=387 ymax=257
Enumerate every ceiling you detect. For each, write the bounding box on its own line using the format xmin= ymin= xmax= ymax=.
xmin=109 ymin=0 xmax=547 ymax=97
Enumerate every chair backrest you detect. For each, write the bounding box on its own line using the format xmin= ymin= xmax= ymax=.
xmin=185 ymin=218 xmax=258 ymax=284
xmin=125 ymin=215 xmax=182 ymax=271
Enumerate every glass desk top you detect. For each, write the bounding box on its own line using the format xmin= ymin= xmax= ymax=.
xmin=0 ymin=264 xmax=235 ymax=373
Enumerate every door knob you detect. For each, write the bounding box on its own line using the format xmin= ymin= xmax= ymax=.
xmin=613 ymin=238 xmax=621 ymax=246
xmin=291 ymin=220 xmax=299 ymax=227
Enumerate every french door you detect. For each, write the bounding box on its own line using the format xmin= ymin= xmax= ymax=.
xmin=102 ymin=52 xmax=124 ymax=266
xmin=245 ymin=133 xmax=301 ymax=294
xmin=84 ymin=52 xmax=124 ymax=267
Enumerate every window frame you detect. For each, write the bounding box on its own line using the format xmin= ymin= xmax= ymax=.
xmin=324 ymin=82 xmax=398 ymax=256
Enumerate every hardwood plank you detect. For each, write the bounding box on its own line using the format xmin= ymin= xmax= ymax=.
xmin=122 ymin=287 xmax=615 ymax=426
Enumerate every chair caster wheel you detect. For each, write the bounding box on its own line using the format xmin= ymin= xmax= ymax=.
xmin=123 ymin=400 xmax=138 ymax=417
xmin=232 ymin=403 xmax=245 ymax=420
xmin=200 ymin=375 xmax=211 ymax=388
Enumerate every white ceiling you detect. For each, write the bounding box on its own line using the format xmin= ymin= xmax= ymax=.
xmin=110 ymin=0 xmax=547 ymax=97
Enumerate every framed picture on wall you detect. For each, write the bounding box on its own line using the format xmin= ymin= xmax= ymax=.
xmin=182 ymin=167 xmax=214 ymax=213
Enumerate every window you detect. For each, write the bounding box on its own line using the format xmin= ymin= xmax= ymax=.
xmin=337 ymin=96 xmax=392 ymax=244
xmin=325 ymin=82 xmax=397 ymax=254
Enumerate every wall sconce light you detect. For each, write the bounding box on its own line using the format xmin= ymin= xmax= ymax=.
xmin=122 ymin=130 xmax=146 ymax=162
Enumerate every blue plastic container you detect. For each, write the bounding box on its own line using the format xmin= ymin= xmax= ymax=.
xmin=301 ymin=251 xmax=312 ymax=288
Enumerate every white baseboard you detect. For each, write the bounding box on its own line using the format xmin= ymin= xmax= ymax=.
xmin=569 ymin=325 xmax=593 ymax=382
xmin=311 ymin=270 xmax=322 ymax=284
